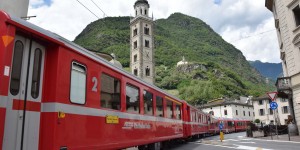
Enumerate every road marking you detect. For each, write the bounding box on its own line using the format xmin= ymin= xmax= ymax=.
xmin=239 ymin=142 xmax=256 ymax=144
xmin=190 ymin=142 xmax=236 ymax=149
xmin=250 ymin=138 xmax=300 ymax=144
xmin=233 ymin=144 xmax=273 ymax=150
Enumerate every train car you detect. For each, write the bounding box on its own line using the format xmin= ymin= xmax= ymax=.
xmin=234 ymin=119 xmax=250 ymax=132
xmin=208 ymin=115 xmax=219 ymax=134
xmin=184 ymin=105 xmax=208 ymax=138
xmin=218 ymin=118 xmax=235 ymax=133
xmin=0 ymin=11 xmax=186 ymax=150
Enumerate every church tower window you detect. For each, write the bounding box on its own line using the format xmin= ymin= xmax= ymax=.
xmin=134 ymin=54 xmax=137 ymax=62
xmin=145 ymin=9 xmax=147 ymax=15
xmin=144 ymin=27 xmax=149 ymax=35
xmin=145 ymin=40 xmax=149 ymax=48
xmin=134 ymin=41 xmax=137 ymax=49
xmin=133 ymin=29 xmax=138 ymax=36
xmin=134 ymin=69 xmax=138 ymax=76
xmin=145 ymin=67 xmax=150 ymax=76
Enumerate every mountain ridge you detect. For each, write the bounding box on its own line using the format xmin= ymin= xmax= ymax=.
xmin=74 ymin=12 xmax=274 ymax=104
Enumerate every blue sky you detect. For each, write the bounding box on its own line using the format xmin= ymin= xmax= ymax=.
xmin=214 ymin=0 xmax=222 ymax=5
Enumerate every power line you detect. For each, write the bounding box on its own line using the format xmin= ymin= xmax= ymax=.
xmin=231 ymin=29 xmax=276 ymax=43
xmin=76 ymin=0 xmax=100 ymax=19
xmin=90 ymin=0 xmax=107 ymax=17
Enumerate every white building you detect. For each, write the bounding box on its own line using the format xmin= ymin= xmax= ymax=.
xmin=130 ymin=0 xmax=155 ymax=84
xmin=201 ymin=98 xmax=254 ymax=121
xmin=252 ymin=95 xmax=290 ymax=125
xmin=0 ymin=0 xmax=29 ymax=18
xmin=266 ymin=0 xmax=300 ymax=134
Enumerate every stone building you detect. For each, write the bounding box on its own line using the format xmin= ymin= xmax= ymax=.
xmin=265 ymin=0 xmax=300 ymax=134
xmin=0 ymin=0 xmax=29 ymax=18
xmin=252 ymin=95 xmax=290 ymax=125
xmin=201 ymin=98 xmax=254 ymax=121
xmin=130 ymin=0 xmax=155 ymax=84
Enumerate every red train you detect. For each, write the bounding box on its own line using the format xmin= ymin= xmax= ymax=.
xmin=0 ymin=11 xmax=250 ymax=150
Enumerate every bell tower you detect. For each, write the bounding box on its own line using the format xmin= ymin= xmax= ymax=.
xmin=130 ymin=0 xmax=154 ymax=84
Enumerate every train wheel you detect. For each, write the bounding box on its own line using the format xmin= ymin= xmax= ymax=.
xmin=138 ymin=145 xmax=147 ymax=150
xmin=147 ymin=142 xmax=161 ymax=150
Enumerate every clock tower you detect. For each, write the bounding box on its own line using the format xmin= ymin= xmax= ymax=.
xmin=130 ymin=0 xmax=154 ymax=84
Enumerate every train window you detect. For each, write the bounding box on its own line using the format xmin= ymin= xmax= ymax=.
xmin=10 ymin=40 xmax=24 ymax=95
xmin=166 ymin=100 xmax=173 ymax=119
xmin=100 ymin=73 xmax=121 ymax=110
xmin=194 ymin=112 xmax=197 ymax=122
xmin=175 ymin=104 xmax=181 ymax=120
xmin=70 ymin=62 xmax=86 ymax=104
xmin=126 ymin=84 xmax=140 ymax=113
xmin=143 ymin=90 xmax=153 ymax=115
xmin=31 ymin=48 xmax=42 ymax=98
xmin=156 ymin=96 xmax=163 ymax=117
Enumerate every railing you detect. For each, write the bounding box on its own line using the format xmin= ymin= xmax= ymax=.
xmin=275 ymin=77 xmax=291 ymax=91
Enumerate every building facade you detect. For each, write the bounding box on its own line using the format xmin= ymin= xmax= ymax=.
xmin=0 ymin=0 xmax=29 ymax=18
xmin=253 ymin=96 xmax=290 ymax=125
xmin=201 ymin=98 xmax=254 ymax=121
xmin=130 ymin=0 xmax=155 ymax=84
xmin=266 ymin=0 xmax=300 ymax=134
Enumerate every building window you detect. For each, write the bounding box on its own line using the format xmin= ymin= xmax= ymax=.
xmin=253 ymin=112 xmax=255 ymax=117
xmin=126 ymin=84 xmax=140 ymax=113
xmin=145 ymin=67 xmax=150 ymax=76
xmin=134 ymin=69 xmax=138 ymax=76
xmin=236 ymin=110 xmax=238 ymax=115
xmin=269 ymin=108 xmax=274 ymax=115
xmin=145 ymin=40 xmax=150 ymax=48
xmin=280 ymin=98 xmax=288 ymax=102
xmin=258 ymin=100 xmax=263 ymax=105
xmin=134 ymin=41 xmax=137 ymax=49
xmin=248 ymin=111 xmax=250 ymax=116
xmin=145 ymin=9 xmax=147 ymax=15
xmin=70 ymin=62 xmax=86 ymax=104
xmin=134 ymin=54 xmax=137 ymax=62
xmin=133 ymin=28 xmax=138 ymax=36
xmin=136 ymin=10 xmax=137 ymax=16
xmin=140 ymin=9 xmax=142 ymax=15
xmin=10 ymin=40 xmax=24 ymax=96
xmin=101 ymin=74 xmax=121 ymax=110
xmin=144 ymin=27 xmax=150 ymax=35
xmin=156 ymin=96 xmax=163 ymax=117
xmin=224 ymin=109 xmax=227 ymax=116
xmin=243 ymin=111 xmax=245 ymax=116
xmin=293 ymin=5 xmax=300 ymax=27
xmin=282 ymin=106 xmax=289 ymax=114
xmin=259 ymin=109 xmax=265 ymax=116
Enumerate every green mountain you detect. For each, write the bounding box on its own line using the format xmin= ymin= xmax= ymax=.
xmin=249 ymin=60 xmax=282 ymax=81
xmin=74 ymin=13 xmax=274 ymax=104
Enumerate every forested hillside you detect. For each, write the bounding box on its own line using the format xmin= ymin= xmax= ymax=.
xmin=74 ymin=13 xmax=274 ymax=104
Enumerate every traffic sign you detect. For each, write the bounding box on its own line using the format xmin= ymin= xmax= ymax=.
xmin=219 ymin=123 xmax=223 ymax=130
xmin=267 ymin=92 xmax=278 ymax=101
xmin=270 ymin=102 xmax=278 ymax=110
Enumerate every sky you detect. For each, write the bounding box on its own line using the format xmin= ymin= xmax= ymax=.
xmin=27 ymin=0 xmax=280 ymax=63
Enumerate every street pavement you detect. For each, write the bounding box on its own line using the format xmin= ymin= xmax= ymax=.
xmin=173 ymin=132 xmax=300 ymax=150
xmin=127 ymin=132 xmax=300 ymax=150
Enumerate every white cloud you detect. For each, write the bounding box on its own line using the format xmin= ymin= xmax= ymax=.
xmin=28 ymin=0 xmax=280 ymax=63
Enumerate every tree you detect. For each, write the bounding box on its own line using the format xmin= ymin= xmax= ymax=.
xmin=254 ymin=119 xmax=260 ymax=124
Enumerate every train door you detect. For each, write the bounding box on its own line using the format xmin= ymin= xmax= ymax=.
xmin=3 ymin=34 xmax=45 ymax=150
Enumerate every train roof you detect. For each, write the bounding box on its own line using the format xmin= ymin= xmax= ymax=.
xmin=1 ymin=11 xmax=185 ymax=104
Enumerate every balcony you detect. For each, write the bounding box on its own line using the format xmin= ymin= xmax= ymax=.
xmin=275 ymin=77 xmax=291 ymax=91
